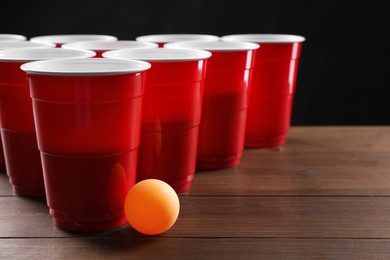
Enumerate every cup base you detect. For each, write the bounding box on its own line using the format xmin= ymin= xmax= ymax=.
xmin=41 ymin=151 xmax=137 ymax=232
xmin=196 ymin=153 xmax=242 ymax=170
xmin=172 ymin=181 xmax=192 ymax=193
xmin=12 ymin=183 xmax=46 ymax=198
xmin=1 ymin=130 xmax=45 ymax=197
xmin=51 ymin=209 xmax=128 ymax=232
xmin=245 ymin=133 xmax=287 ymax=148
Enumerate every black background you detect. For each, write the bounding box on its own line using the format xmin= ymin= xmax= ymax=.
xmin=2 ymin=0 xmax=390 ymax=125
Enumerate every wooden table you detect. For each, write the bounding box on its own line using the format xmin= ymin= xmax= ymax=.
xmin=1 ymin=127 xmax=390 ymax=259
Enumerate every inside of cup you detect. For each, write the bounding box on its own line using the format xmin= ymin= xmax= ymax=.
xmin=221 ymin=34 xmax=305 ymax=43
xmin=0 ymin=48 xmax=95 ymax=61
xmin=62 ymin=40 xmax=158 ymax=50
xmin=136 ymin=34 xmax=220 ymax=43
xmin=30 ymin=35 xmax=118 ymax=44
xmin=103 ymin=48 xmax=212 ymax=61
xmin=164 ymin=41 xmax=260 ymax=51
xmin=21 ymin=58 xmax=151 ymax=75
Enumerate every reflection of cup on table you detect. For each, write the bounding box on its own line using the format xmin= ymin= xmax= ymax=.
xmin=0 ymin=48 xmax=94 ymax=197
xmin=165 ymin=41 xmax=259 ymax=169
xmin=136 ymin=34 xmax=219 ymax=47
xmin=221 ymin=34 xmax=305 ymax=148
xmin=22 ymin=58 xmax=150 ymax=232
xmin=62 ymin=40 xmax=158 ymax=57
xmin=0 ymin=34 xmax=26 ymax=42
xmin=30 ymin=34 xmax=117 ymax=48
xmin=104 ymin=48 xmax=211 ymax=192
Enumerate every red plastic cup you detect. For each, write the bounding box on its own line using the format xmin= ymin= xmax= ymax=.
xmin=21 ymin=58 xmax=150 ymax=232
xmin=30 ymin=34 xmax=117 ymax=48
xmin=62 ymin=40 xmax=158 ymax=57
xmin=165 ymin=41 xmax=259 ymax=169
xmin=103 ymin=48 xmax=211 ymax=192
xmin=221 ymin=34 xmax=305 ymax=148
xmin=136 ymin=34 xmax=219 ymax=47
xmin=0 ymin=34 xmax=26 ymax=42
xmin=0 ymin=48 xmax=95 ymax=197
xmin=0 ymin=41 xmax=55 ymax=173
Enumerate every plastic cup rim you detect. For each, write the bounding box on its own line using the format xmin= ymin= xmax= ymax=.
xmin=136 ymin=34 xmax=220 ymax=43
xmin=103 ymin=48 xmax=212 ymax=62
xmin=62 ymin=40 xmax=158 ymax=51
xmin=20 ymin=57 xmax=151 ymax=76
xmin=164 ymin=41 xmax=260 ymax=52
xmin=30 ymin=34 xmax=118 ymax=44
xmin=0 ymin=48 xmax=96 ymax=62
xmin=0 ymin=41 xmax=56 ymax=50
xmin=221 ymin=34 xmax=306 ymax=43
xmin=0 ymin=34 xmax=27 ymax=42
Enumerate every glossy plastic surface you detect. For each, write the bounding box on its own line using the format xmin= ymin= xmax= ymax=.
xmin=196 ymin=51 xmax=256 ymax=169
xmin=0 ymin=61 xmax=44 ymax=196
xmin=42 ymin=150 xmax=137 ymax=232
xmin=27 ymin=72 xmax=145 ymax=232
xmin=0 ymin=49 xmax=95 ymax=196
xmin=244 ymin=42 xmax=303 ymax=147
xmin=137 ymin=60 xmax=207 ymax=192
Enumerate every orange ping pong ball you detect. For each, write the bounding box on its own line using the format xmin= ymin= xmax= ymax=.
xmin=124 ymin=179 xmax=180 ymax=235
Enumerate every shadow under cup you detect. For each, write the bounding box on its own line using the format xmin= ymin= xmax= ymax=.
xmin=22 ymin=58 xmax=150 ymax=232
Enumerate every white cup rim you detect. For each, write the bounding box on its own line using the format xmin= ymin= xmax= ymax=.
xmin=164 ymin=41 xmax=260 ymax=52
xmin=103 ymin=48 xmax=212 ymax=61
xmin=0 ymin=48 xmax=95 ymax=62
xmin=0 ymin=41 xmax=55 ymax=50
xmin=21 ymin=58 xmax=151 ymax=76
xmin=136 ymin=34 xmax=220 ymax=43
xmin=62 ymin=40 xmax=158 ymax=50
xmin=0 ymin=34 xmax=27 ymax=42
xmin=30 ymin=34 xmax=118 ymax=44
xmin=221 ymin=34 xmax=305 ymax=43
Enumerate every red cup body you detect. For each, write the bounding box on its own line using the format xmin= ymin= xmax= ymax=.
xmin=137 ymin=60 xmax=207 ymax=193
xmin=28 ymin=73 xmax=145 ymax=232
xmin=0 ymin=61 xmax=45 ymax=196
xmin=196 ymin=51 xmax=255 ymax=169
xmin=245 ymin=42 xmax=303 ymax=147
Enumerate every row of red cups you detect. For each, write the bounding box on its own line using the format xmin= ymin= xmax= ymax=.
xmin=0 ymin=33 xmax=304 ymax=232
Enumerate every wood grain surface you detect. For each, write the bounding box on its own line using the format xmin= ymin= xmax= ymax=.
xmin=1 ymin=127 xmax=390 ymax=259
